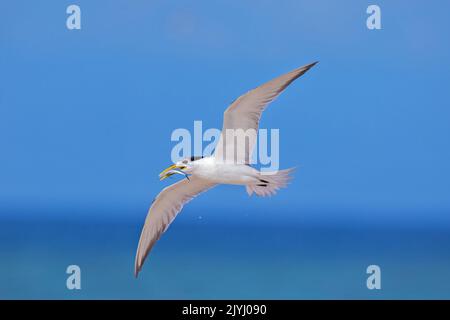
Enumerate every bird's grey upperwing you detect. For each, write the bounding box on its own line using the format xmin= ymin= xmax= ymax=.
xmin=214 ymin=62 xmax=318 ymax=164
xmin=134 ymin=176 xmax=216 ymax=277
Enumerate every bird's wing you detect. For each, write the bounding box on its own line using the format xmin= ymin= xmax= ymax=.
xmin=134 ymin=176 xmax=216 ymax=276
xmin=214 ymin=62 xmax=317 ymax=164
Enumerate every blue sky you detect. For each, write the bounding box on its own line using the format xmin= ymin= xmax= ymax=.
xmin=1 ymin=1 xmax=450 ymax=222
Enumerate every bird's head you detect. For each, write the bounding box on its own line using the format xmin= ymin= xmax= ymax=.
xmin=158 ymin=157 xmax=196 ymax=181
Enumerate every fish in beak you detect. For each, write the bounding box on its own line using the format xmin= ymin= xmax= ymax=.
xmin=159 ymin=164 xmax=188 ymax=181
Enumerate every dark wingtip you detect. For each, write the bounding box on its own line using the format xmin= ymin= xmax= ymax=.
xmin=134 ymin=261 xmax=141 ymax=278
xmin=306 ymin=61 xmax=319 ymax=69
xmin=291 ymin=61 xmax=318 ymax=81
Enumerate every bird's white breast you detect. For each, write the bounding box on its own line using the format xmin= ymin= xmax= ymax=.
xmin=192 ymin=157 xmax=258 ymax=185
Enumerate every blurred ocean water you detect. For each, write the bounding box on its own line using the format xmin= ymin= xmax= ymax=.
xmin=1 ymin=208 xmax=450 ymax=299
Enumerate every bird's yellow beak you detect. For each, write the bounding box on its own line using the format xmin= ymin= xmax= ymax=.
xmin=159 ymin=164 xmax=187 ymax=181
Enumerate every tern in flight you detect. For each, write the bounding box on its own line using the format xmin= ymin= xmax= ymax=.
xmin=134 ymin=62 xmax=317 ymax=276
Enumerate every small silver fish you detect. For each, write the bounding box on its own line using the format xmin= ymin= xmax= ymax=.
xmin=162 ymin=169 xmax=190 ymax=181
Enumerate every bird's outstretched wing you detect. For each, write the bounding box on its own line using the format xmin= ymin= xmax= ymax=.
xmin=134 ymin=176 xmax=216 ymax=277
xmin=214 ymin=62 xmax=317 ymax=164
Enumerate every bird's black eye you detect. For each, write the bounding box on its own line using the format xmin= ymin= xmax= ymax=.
xmin=190 ymin=156 xmax=204 ymax=162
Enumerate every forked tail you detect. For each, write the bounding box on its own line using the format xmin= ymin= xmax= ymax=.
xmin=246 ymin=168 xmax=295 ymax=197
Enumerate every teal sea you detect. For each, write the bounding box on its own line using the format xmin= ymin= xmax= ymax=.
xmin=1 ymin=208 xmax=450 ymax=299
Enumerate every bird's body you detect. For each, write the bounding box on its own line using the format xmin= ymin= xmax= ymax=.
xmin=189 ymin=157 xmax=257 ymax=185
xmin=134 ymin=62 xmax=317 ymax=276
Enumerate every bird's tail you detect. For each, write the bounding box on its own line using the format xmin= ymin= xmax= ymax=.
xmin=246 ymin=168 xmax=295 ymax=197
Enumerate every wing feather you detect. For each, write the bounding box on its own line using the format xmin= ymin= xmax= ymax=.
xmin=134 ymin=177 xmax=216 ymax=276
xmin=214 ymin=62 xmax=317 ymax=163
